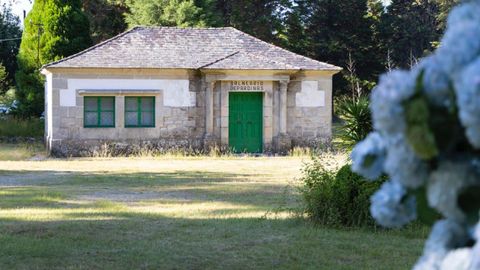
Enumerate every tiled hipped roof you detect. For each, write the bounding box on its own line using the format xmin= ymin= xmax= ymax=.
xmin=43 ymin=27 xmax=341 ymax=71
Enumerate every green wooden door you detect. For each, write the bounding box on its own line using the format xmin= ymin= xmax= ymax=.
xmin=229 ymin=92 xmax=263 ymax=153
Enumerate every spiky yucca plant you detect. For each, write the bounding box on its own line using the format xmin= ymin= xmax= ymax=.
xmin=336 ymin=96 xmax=372 ymax=147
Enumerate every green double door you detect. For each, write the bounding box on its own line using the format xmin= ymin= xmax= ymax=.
xmin=229 ymin=92 xmax=263 ymax=153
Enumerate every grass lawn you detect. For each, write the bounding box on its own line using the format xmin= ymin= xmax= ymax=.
xmin=0 ymin=154 xmax=426 ymax=269
xmin=0 ymin=143 xmax=45 ymax=161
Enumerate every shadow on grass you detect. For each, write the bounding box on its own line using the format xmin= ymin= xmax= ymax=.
xmin=0 ymin=170 xmax=292 ymax=210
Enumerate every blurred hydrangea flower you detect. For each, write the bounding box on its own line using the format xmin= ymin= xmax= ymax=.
xmin=437 ymin=21 xmax=480 ymax=75
xmin=439 ymin=248 xmax=472 ymax=270
xmin=467 ymin=222 xmax=480 ymax=270
xmin=454 ymin=57 xmax=480 ymax=148
xmin=427 ymin=161 xmax=479 ymax=221
xmin=414 ymin=219 xmax=469 ymax=270
xmin=351 ymin=132 xmax=386 ymax=180
xmin=370 ymin=180 xmax=416 ymax=228
xmin=446 ymin=1 xmax=480 ymax=29
xmin=383 ymin=135 xmax=428 ymax=189
xmin=415 ymin=56 xmax=452 ymax=107
xmin=370 ymin=70 xmax=416 ymax=135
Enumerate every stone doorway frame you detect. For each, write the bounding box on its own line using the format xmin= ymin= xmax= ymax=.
xmin=219 ymin=82 xmax=272 ymax=151
xmin=203 ymin=72 xmax=291 ymax=152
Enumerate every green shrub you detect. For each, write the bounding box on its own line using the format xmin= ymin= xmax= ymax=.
xmin=335 ymin=96 xmax=372 ymax=148
xmin=299 ymin=156 xmax=340 ymax=225
xmin=299 ymin=157 xmax=384 ymax=227
xmin=330 ymin=164 xmax=384 ymax=227
xmin=0 ymin=116 xmax=44 ymax=137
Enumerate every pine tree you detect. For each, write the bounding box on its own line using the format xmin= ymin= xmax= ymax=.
xmin=15 ymin=0 xmax=92 ymax=117
xmin=197 ymin=0 xmax=288 ymax=44
xmin=305 ymin=0 xmax=380 ymax=92
xmin=381 ymin=0 xmax=440 ymax=68
xmin=366 ymin=0 xmax=387 ymax=78
xmin=281 ymin=1 xmax=309 ymax=55
xmin=82 ymin=0 xmax=129 ymax=44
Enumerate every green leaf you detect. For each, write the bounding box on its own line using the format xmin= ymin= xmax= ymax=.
xmin=412 ymin=187 xmax=441 ymax=226
xmin=404 ymin=95 xmax=439 ymax=160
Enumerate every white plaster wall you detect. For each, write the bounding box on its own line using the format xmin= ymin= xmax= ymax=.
xmin=296 ymin=81 xmax=325 ymax=107
xmin=59 ymin=88 xmax=76 ymax=106
xmin=59 ymin=79 xmax=194 ymax=107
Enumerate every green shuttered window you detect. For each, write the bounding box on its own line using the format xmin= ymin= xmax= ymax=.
xmin=84 ymin=96 xmax=115 ymax=128
xmin=125 ymin=97 xmax=155 ymax=128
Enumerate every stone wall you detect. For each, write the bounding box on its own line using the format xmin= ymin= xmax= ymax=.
xmin=46 ymin=69 xmax=205 ymax=156
xmin=50 ymin=138 xmax=204 ymax=157
xmin=286 ymin=77 xmax=332 ymax=147
xmin=45 ymin=68 xmax=333 ymax=156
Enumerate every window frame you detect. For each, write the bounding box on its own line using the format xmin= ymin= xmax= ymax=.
xmin=124 ymin=96 xmax=156 ymax=128
xmin=83 ymin=96 xmax=116 ymax=128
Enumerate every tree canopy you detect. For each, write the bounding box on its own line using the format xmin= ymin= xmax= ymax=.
xmin=82 ymin=0 xmax=129 ymax=44
xmin=125 ymin=0 xmax=206 ymax=27
xmin=7 ymin=0 xmax=460 ymax=117
xmin=15 ymin=0 xmax=92 ymax=117
xmin=381 ymin=0 xmax=440 ymax=68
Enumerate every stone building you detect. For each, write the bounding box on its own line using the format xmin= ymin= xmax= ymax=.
xmin=41 ymin=26 xmax=341 ymax=156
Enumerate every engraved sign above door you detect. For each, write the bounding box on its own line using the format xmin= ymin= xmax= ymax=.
xmin=226 ymin=81 xmax=273 ymax=92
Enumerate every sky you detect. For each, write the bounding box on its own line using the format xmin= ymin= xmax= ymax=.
xmin=2 ymin=0 xmax=33 ymax=25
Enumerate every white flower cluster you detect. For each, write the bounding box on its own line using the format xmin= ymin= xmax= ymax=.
xmin=383 ymin=135 xmax=428 ymax=189
xmin=370 ymin=181 xmax=416 ymax=228
xmin=427 ymin=161 xmax=479 ymax=221
xmin=350 ymin=1 xmax=480 ymax=269
xmin=455 ymin=58 xmax=480 ymax=148
xmin=431 ymin=221 xmax=480 ymax=270
xmin=413 ymin=220 xmax=470 ymax=270
xmin=350 ymin=132 xmax=386 ymax=180
xmin=370 ymin=70 xmax=415 ymax=135
xmin=415 ymin=56 xmax=451 ymax=107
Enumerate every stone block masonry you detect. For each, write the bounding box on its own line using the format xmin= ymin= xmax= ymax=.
xmin=44 ymin=68 xmax=335 ymax=157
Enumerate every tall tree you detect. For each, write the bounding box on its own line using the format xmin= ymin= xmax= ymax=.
xmin=366 ymin=0 xmax=386 ymax=75
xmin=304 ymin=0 xmax=381 ymax=93
xmin=0 ymin=63 xmax=8 ymax=94
xmin=198 ymin=0 xmax=288 ymax=43
xmin=15 ymin=0 xmax=92 ymax=117
xmin=82 ymin=0 xmax=129 ymax=44
xmin=281 ymin=1 xmax=309 ymax=55
xmin=381 ymin=0 xmax=440 ymax=68
xmin=0 ymin=3 xmax=21 ymax=94
xmin=125 ymin=0 xmax=206 ymax=27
